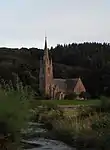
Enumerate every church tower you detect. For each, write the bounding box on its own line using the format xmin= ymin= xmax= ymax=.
xmin=39 ymin=37 xmax=53 ymax=97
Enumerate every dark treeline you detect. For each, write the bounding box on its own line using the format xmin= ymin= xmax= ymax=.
xmin=0 ymin=42 xmax=110 ymax=98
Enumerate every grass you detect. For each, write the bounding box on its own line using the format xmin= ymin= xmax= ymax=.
xmin=39 ymin=99 xmax=100 ymax=106
xmin=0 ymin=78 xmax=33 ymax=150
xmin=0 ymin=75 xmax=107 ymax=149
xmin=35 ymin=99 xmax=110 ymax=149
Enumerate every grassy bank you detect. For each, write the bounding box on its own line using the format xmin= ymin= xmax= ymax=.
xmin=0 ymin=82 xmax=33 ymax=150
xmin=31 ymin=99 xmax=100 ymax=108
xmin=33 ymin=97 xmax=110 ymax=149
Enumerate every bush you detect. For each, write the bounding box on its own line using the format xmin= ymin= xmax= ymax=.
xmin=100 ymin=96 xmax=110 ymax=112
xmin=64 ymin=93 xmax=77 ymax=100
xmin=77 ymin=106 xmax=95 ymax=118
xmin=0 ymin=85 xmax=31 ymax=149
xmin=79 ymin=92 xmax=91 ymax=99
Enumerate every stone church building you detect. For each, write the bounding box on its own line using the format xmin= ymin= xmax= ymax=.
xmin=39 ymin=37 xmax=86 ymax=99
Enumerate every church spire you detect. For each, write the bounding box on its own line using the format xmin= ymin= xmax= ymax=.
xmin=43 ymin=36 xmax=49 ymax=62
xmin=44 ymin=36 xmax=47 ymax=50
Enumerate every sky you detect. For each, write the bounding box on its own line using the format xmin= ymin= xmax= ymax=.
xmin=0 ymin=0 xmax=110 ymax=48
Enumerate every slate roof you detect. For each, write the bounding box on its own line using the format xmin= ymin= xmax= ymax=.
xmin=66 ymin=78 xmax=79 ymax=90
xmin=53 ymin=78 xmax=79 ymax=92
xmin=53 ymin=79 xmax=66 ymax=91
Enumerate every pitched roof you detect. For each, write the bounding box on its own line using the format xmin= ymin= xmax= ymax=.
xmin=53 ymin=78 xmax=80 ymax=91
xmin=66 ymin=78 xmax=79 ymax=90
xmin=53 ymin=79 xmax=66 ymax=91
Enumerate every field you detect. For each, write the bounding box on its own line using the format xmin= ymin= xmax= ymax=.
xmin=39 ymin=99 xmax=100 ymax=106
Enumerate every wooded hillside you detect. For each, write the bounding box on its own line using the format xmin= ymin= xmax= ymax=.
xmin=0 ymin=42 xmax=110 ymax=98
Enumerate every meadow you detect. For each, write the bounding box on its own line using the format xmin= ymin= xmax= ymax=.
xmin=40 ymin=99 xmax=100 ymax=106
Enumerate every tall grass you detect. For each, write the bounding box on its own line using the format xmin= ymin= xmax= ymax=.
xmin=47 ymin=112 xmax=110 ymax=149
xmin=0 ymin=76 xmax=34 ymax=150
xmin=36 ymin=99 xmax=110 ymax=149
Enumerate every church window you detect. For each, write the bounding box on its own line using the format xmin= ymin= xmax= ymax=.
xmin=48 ymin=67 xmax=50 ymax=73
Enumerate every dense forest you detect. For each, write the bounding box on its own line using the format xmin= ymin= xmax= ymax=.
xmin=0 ymin=42 xmax=110 ymax=98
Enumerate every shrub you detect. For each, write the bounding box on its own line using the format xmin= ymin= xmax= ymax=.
xmin=42 ymin=102 xmax=58 ymax=111
xmin=0 ymin=83 xmax=31 ymax=149
xmin=100 ymin=96 xmax=110 ymax=112
xmin=76 ymin=106 xmax=95 ymax=118
xmin=64 ymin=93 xmax=77 ymax=100
xmin=91 ymin=113 xmax=110 ymax=131
xmin=79 ymin=92 xmax=91 ymax=99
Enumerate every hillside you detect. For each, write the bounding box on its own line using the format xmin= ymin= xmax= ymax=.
xmin=0 ymin=42 xmax=110 ymax=97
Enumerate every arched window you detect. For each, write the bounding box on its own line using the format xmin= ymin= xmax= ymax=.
xmin=48 ymin=67 xmax=50 ymax=74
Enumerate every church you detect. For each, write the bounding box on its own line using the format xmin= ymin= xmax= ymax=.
xmin=39 ymin=37 xmax=86 ymax=99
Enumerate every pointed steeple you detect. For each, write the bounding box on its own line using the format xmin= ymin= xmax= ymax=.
xmin=44 ymin=36 xmax=47 ymax=50
xmin=43 ymin=36 xmax=49 ymax=62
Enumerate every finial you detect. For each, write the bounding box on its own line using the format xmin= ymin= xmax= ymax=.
xmin=45 ymin=31 xmax=47 ymax=39
xmin=44 ymin=33 xmax=47 ymax=50
xmin=43 ymin=33 xmax=49 ymax=62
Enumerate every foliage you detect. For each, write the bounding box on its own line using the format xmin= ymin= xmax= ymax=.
xmin=1 ymin=43 xmax=110 ymax=148
xmin=64 ymin=93 xmax=77 ymax=100
xmin=76 ymin=106 xmax=95 ymax=118
xmin=0 ymin=42 xmax=110 ymax=97
xmin=38 ymin=99 xmax=100 ymax=106
xmin=99 ymin=96 xmax=110 ymax=112
xmin=0 ymin=81 xmax=32 ymax=150
xmin=79 ymin=91 xmax=91 ymax=99
xmin=91 ymin=113 xmax=110 ymax=131
xmin=35 ymin=97 xmax=110 ymax=149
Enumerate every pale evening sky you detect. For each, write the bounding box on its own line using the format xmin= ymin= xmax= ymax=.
xmin=0 ymin=0 xmax=110 ymax=48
